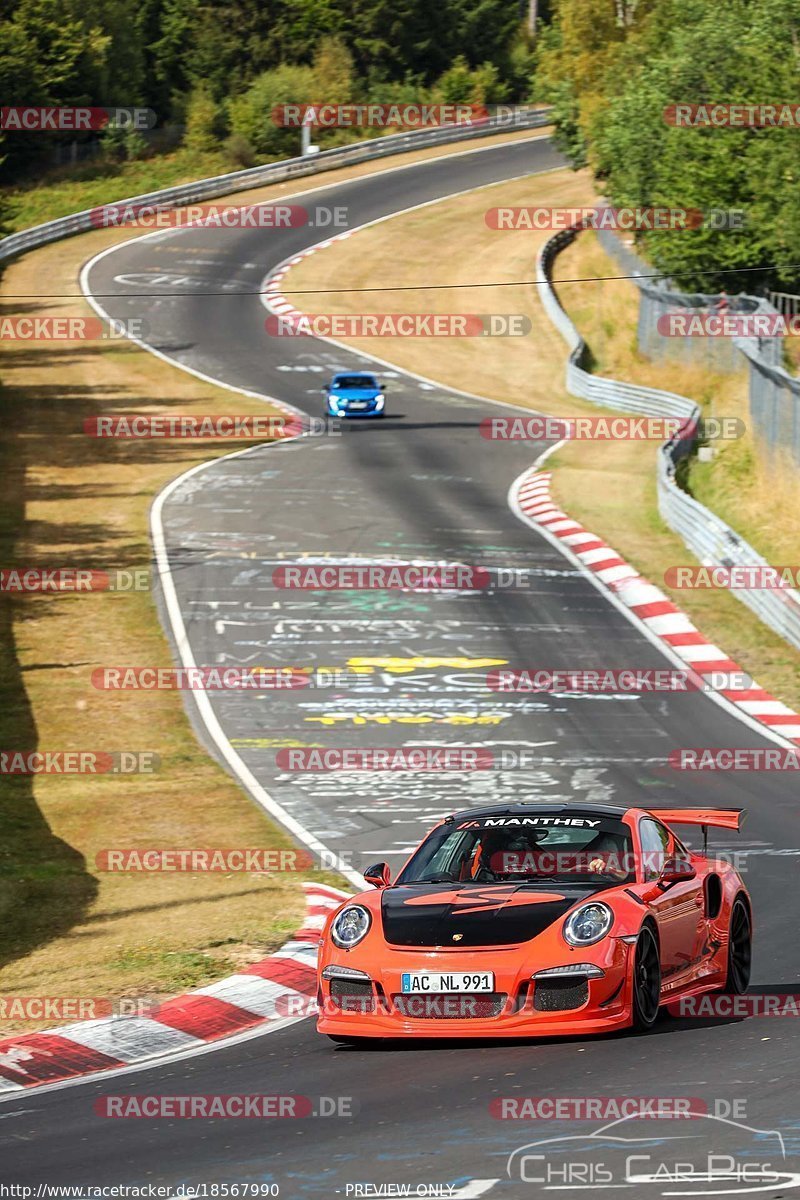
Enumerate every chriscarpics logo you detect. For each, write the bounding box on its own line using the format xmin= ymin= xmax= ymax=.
xmin=506 ymin=1112 xmax=798 ymax=1194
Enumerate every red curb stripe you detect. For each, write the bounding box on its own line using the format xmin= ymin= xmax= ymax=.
xmin=587 ymin=557 xmax=627 ymax=572
xmin=153 ymin=995 xmax=263 ymax=1039
xmin=661 ymin=632 xmax=714 ymax=647
xmin=0 ymin=1034 xmax=122 ymax=1086
xmin=515 ymin=469 xmax=800 ymax=746
xmin=690 ymin=662 xmax=743 ymax=674
xmin=629 ymin=601 xmax=682 ymax=619
xmin=302 ymin=883 xmax=350 ymax=903
xmin=247 ymin=958 xmax=317 ymax=995
xmin=0 ymin=886 xmax=348 ymax=1090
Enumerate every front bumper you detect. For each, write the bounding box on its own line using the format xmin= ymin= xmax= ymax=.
xmin=328 ymin=400 xmax=383 ymax=417
xmin=317 ymin=941 xmax=633 ymax=1039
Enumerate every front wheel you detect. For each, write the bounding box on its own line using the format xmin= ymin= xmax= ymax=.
xmin=631 ymin=925 xmax=661 ymax=1031
xmin=721 ymin=897 xmax=751 ymax=994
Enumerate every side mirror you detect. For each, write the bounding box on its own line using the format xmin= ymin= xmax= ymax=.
xmin=659 ymin=856 xmax=696 ymax=885
xmin=364 ymin=861 xmax=391 ymax=889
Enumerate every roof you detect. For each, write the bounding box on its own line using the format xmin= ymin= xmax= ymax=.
xmin=449 ymin=801 xmax=630 ymax=822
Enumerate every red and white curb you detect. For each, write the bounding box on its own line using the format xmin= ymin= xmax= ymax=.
xmin=514 ymin=469 xmax=800 ymax=744
xmin=264 ymin=234 xmax=353 ymax=323
xmin=0 ymin=883 xmax=348 ymax=1093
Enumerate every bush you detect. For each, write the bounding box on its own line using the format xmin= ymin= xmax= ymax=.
xmin=469 ymin=62 xmax=509 ymax=105
xmin=312 ymin=35 xmax=357 ymax=104
xmin=434 ymin=56 xmax=474 ymax=105
xmin=227 ymin=64 xmax=315 ymax=160
xmin=184 ymin=85 xmax=222 ymax=154
xmin=224 ymin=133 xmax=256 ymax=168
xmin=433 ymin=56 xmax=510 ymax=106
xmin=99 ymin=124 xmax=149 ymax=163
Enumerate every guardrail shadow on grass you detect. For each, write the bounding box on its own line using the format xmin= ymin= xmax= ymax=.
xmin=0 ymin=340 xmax=312 ymax=973
xmin=0 ymin=381 xmax=98 ymax=971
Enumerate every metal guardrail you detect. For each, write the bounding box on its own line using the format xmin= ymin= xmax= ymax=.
xmin=595 ymin=225 xmax=783 ymax=373
xmin=595 ymin=229 xmax=800 ymax=463
xmin=537 ymin=223 xmax=800 ymax=654
xmin=0 ymin=110 xmax=551 ymax=265
xmin=768 ymin=291 xmax=800 ymax=319
xmin=731 ymin=332 xmax=800 ymax=462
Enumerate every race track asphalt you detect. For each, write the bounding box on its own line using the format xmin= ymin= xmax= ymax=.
xmin=3 ymin=135 xmax=799 ymax=1199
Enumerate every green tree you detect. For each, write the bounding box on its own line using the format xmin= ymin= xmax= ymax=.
xmin=183 ymin=83 xmax=221 ymax=153
xmin=227 ymin=63 xmax=316 ymax=160
xmin=312 ymin=34 xmax=356 ymax=103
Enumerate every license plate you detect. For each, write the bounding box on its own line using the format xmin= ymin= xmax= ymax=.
xmin=400 ymin=971 xmax=494 ymax=994
xmin=348 ymin=401 xmax=367 ymax=409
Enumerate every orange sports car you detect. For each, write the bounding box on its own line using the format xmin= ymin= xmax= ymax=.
xmin=316 ymin=802 xmax=751 ymax=1042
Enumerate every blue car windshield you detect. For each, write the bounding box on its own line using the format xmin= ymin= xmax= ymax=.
xmin=334 ymin=376 xmax=377 ymax=389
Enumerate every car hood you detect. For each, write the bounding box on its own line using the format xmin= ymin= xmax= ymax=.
xmin=330 ymin=387 xmax=379 ymax=399
xmin=381 ymin=882 xmax=612 ymax=948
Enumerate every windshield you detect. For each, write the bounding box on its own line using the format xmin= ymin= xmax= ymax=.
xmin=396 ymin=813 xmax=636 ymax=885
xmin=334 ymin=375 xmax=377 ymax=389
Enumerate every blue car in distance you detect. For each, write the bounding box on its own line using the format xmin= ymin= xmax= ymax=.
xmin=325 ymin=372 xmax=386 ymax=418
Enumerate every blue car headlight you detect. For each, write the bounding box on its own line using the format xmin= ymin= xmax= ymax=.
xmin=374 ymin=394 xmax=385 ymax=409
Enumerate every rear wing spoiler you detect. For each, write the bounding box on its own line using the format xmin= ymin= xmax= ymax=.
xmin=654 ymin=808 xmax=745 ymax=831
xmin=653 ymin=809 xmax=746 ymax=845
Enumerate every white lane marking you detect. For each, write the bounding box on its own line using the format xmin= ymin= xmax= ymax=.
xmin=452 ymin=1183 xmax=500 ymax=1199
xmin=149 ymin=448 xmax=367 ymax=889
xmin=299 ymin=912 xmax=329 ymax=930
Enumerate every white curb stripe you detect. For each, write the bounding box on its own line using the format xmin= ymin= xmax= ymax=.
xmin=53 ymin=1017 xmax=202 ymax=1062
xmin=193 ymin=975 xmax=309 ymax=1018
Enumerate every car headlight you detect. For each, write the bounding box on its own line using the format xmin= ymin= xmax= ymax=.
xmin=563 ymin=902 xmax=613 ymax=946
xmin=330 ymin=905 xmax=371 ymax=949
xmin=328 ymin=393 xmax=340 ymax=405
xmin=374 ymin=393 xmax=385 ymax=404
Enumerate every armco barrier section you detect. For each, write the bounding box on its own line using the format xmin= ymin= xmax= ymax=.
xmin=0 ymin=110 xmax=551 ymax=265
xmin=595 ymin=227 xmax=800 ymax=464
xmin=537 ymin=223 xmax=800 ymax=653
